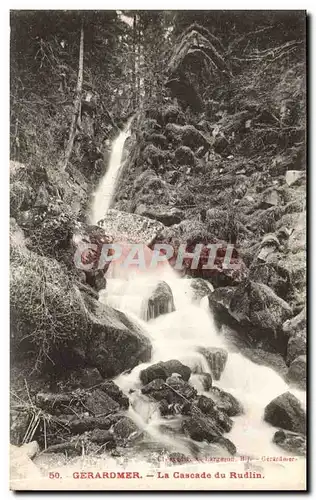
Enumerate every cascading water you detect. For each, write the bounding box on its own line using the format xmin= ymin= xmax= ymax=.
xmin=91 ymin=118 xmax=133 ymax=224
xmin=74 ymin=123 xmax=306 ymax=482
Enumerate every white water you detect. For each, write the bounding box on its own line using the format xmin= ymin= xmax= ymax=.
xmin=88 ymin=124 xmax=306 ymax=470
xmin=91 ymin=119 xmax=132 ymax=224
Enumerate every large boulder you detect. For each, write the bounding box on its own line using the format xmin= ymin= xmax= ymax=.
xmin=230 ymin=280 xmax=292 ymax=330
xmin=140 ymin=360 xmax=191 ymax=385
xmin=264 ymin=392 xmax=306 ymax=434
xmin=228 ymin=280 xmax=293 ymax=351
xmin=182 ymin=415 xmax=236 ymax=455
xmin=145 ymin=281 xmax=175 ymax=320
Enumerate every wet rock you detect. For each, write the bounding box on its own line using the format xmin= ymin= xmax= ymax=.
xmin=84 ymin=389 xmax=120 ymax=417
xmin=145 ymin=281 xmax=175 ymax=320
xmin=286 ymin=355 xmax=306 ymax=390
xmin=175 ymin=145 xmax=196 ymax=166
xmin=189 ymin=278 xmax=213 ymax=303
xmin=273 ymin=429 xmax=306 ymax=456
xmin=200 ymin=372 xmax=213 ymax=391
xmin=208 ymin=387 xmax=243 ymax=417
xmin=194 ymin=395 xmax=233 ymax=433
xmin=208 ymin=287 xmax=236 ymax=325
xmin=141 ymin=378 xmax=171 ymax=401
xmin=182 ymin=414 xmax=221 ymax=442
xmin=140 ymin=359 xmax=191 ymax=385
xmin=264 ymin=392 xmax=306 ymax=434
xmin=198 ymin=347 xmax=228 ymax=381
xmin=112 ymin=416 xmax=140 ymax=441
xmin=141 ymin=376 xmax=196 ymax=406
xmin=217 ymin=437 xmax=237 ymax=456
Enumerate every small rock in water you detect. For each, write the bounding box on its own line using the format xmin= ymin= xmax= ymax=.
xmin=273 ymin=429 xmax=306 ymax=456
xmin=200 ymin=372 xmax=213 ymax=391
xmin=140 ymin=359 xmax=191 ymax=385
xmin=198 ymin=347 xmax=228 ymax=380
xmin=145 ymin=281 xmax=175 ymax=320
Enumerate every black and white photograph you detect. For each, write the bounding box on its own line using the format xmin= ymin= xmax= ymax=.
xmin=9 ymin=9 xmax=307 ymax=491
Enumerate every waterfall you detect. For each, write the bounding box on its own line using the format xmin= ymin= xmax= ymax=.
xmin=87 ymin=123 xmax=306 ymax=475
xmin=91 ymin=119 xmax=132 ymax=224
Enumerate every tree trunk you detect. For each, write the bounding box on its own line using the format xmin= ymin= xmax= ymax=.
xmin=132 ymin=14 xmax=137 ymax=109
xmin=62 ymin=24 xmax=84 ymax=170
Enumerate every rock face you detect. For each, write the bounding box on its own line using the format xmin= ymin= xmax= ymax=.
xmin=198 ymin=347 xmax=228 ymax=381
xmin=145 ymin=281 xmax=175 ymax=320
xmin=166 ymin=24 xmax=231 ymax=111
xmin=140 ymin=360 xmax=191 ymax=385
xmin=97 ymin=209 xmax=165 ymax=246
xmin=264 ymin=392 xmax=306 ymax=434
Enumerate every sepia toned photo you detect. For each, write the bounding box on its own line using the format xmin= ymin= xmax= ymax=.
xmin=9 ymin=9 xmax=307 ymax=491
